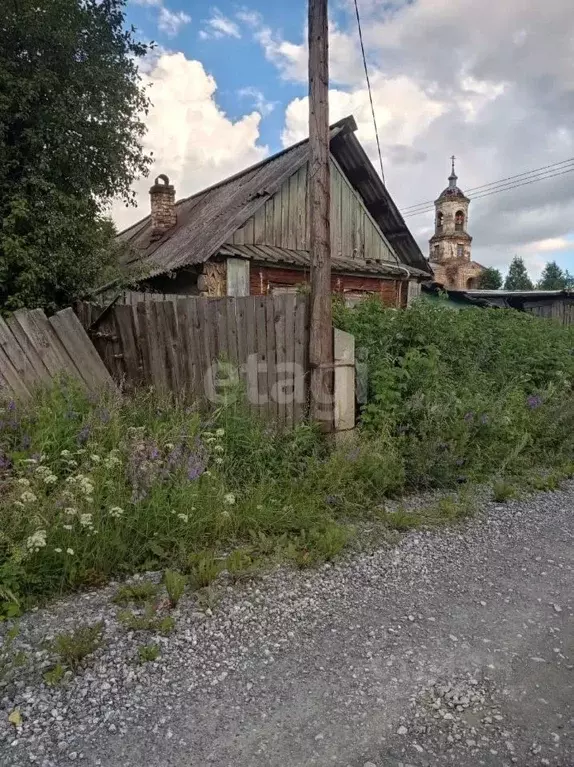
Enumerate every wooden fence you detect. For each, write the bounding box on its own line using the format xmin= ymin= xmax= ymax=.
xmin=76 ymin=295 xmax=310 ymax=428
xmin=0 ymin=307 xmax=116 ymax=401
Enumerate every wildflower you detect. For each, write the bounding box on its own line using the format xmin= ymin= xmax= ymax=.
xmin=79 ymin=513 xmax=93 ymax=528
xmin=26 ymin=529 xmax=47 ymax=551
xmin=43 ymin=474 xmax=58 ymax=485
xmin=60 ymin=449 xmax=71 ymax=458
xmin=224 ymin=493 xmax=236 ymax=505
xmin=98 ymin=408 xmax=110 ymax=424
xmin=177 ymin=513 xmax=189 ymax=523
xmin=7 ymin=400 xmax=16 ymax=412
xmin=214 ymin=457 xmax=224 ymax=465
xmin=90 ymin=455 xmax=101 ymax=464
xmin=64 ymin=507 xmax=77 ymax=516
xmin=63 ymin=525 xmax=73 ymax=531
xmin=215 ymin=428 xmax=225 ymax=438
xmin=21 ymin=434 xmax=31 ymax=450
xmin=463 ymin=412 xmax=474 ymax=423
xmin=220 ymin=510 xmax=231 ymax=520
xmin=85 ymin=496 xmax=94 ymax=504
xmin=54 ymin=548 xmax=62 ymax=553
xmin=20 ymin=491 xmax=37 ymax=503
xmin=325 ymin=495 xmax=338 ymax=506
xmin=0 ymin=453 xmax=12 ymax=470
xmin=527 ymin=394 xmax=542 ymax=409
xmin=109 ymin=506 xmax=124 ymax=518
xmin=67 ymin=459 xmax=78 ymax=468
xmin=165 ymin=443 xmax=175 ymax=451
xmin=35 ymin=466 xmax=50 ymax=477
xmin=66 ymin=548 xmax=74 ymax=555
xmin=17 ymin=478 xmax=31 ymax=487
xmin=77 ymin=426 xmax=91 ymax=445
xmin=13 ymin=501 xmax=24 ymax=509
xmin=213 ymin=445 xmax=224 ymax=453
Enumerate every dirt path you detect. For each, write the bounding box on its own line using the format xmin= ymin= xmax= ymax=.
xmin=2 ymin=486 xmax=573 ymax=767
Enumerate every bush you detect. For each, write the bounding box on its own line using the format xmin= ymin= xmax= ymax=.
xmin=335 ymin=297 xmax=574 ymax=486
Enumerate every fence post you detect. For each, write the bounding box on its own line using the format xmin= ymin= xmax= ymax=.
xmin=333 ymin=328 xmax=355 ymax=432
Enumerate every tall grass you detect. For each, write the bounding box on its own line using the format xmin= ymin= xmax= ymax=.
xmin=2 ymin=298 xmax=574 ymax=612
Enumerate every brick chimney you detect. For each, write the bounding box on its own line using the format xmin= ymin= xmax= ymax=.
xmin=149 ymin=174 xmax=176 ymax=236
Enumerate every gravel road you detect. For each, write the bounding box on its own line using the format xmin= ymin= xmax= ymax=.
xmin=1 ymin=485 xmax=573 ymax=767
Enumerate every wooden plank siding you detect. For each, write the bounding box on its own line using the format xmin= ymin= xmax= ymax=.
xmin=75 ymin=296 xmax=311 ymax=428
xmin=228 ymin=158 xmax=397 ymax=264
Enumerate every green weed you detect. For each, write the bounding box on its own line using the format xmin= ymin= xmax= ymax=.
xmin=118 ymin=607 xmax=175 ymax=635
xmin=112 ymin=582 xmax=158 ymax=606
xmin=52 ymin=622 xmax=104 ymax=670
xmin=43 ymin=663 xmax=66 ymax=686
xmin=163 ymin=570 xmax=186 ymax=607
xmin=187 ymin=552 xmax=222 ymax=589
xmin=492 ymin=480 xmax=516 ymax=503
xmin=138 ymin=643 xmax=160 ymax=663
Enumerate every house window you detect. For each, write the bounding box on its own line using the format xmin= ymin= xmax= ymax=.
xmin=457 ymin=244 xmax=464 ymax=258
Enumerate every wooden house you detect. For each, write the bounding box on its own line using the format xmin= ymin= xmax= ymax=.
xmin=114 ymin=115 xmax=432 ymax=306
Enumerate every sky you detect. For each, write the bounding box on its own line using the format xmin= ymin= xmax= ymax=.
xmin=113 ymin=0 xmax=574 ymax=281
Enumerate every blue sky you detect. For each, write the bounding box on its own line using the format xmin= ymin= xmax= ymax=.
xmin=116 ymin=0 xmax=574 ymax=281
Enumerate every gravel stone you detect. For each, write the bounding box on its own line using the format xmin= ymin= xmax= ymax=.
xmin=1 ymin=483 xmax=573 ymax=767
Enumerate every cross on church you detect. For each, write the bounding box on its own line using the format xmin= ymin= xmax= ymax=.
xmin=451 ymin=155 xmax=456 ymax=173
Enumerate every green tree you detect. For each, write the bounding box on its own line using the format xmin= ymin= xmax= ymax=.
xmin=503 ymin=256 xmax=534 ymax=291
xmin=477 ymin=267 xmax=503 ymax=290
xmin=0 ymin=0 xmax=151 ymax=312
xmin=537 ymin=261 xmax=567 ymax=290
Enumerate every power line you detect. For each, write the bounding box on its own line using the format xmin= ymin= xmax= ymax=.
xmin=401 ymin=156 xmax=574 ymax=214
xmin=353 ymin=0 xmax=385 ymax=186
xmin=402 ymin=164 xmax=574 ymax=218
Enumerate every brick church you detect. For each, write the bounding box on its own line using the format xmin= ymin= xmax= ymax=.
xmin=429 ymin=158 xmax=484 ymax=290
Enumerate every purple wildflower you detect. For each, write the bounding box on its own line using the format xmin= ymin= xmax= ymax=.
xmin=480 ymin=414 xmax=489 ymax=425
xmin=463 ymin=412 xmax=474 ymax=423
xmin=21 ymin=434 xmax=31 ymax=450
xmin=527 ymin=395 xmax=542 ymax=410
xmin=98 ymin=408 xmax=110 ymax=424
xmin=150 ymin=446 xmax=160 ymax=460
xmin=0 ymin=453 xmax=12 ymax=470
xmin=77 ymin=425 xmax=91 ymax=445
xmin=7 ymin=400 xmax=16 ymax=412
xmin=455 ymin=458 xmax=465 ymax=466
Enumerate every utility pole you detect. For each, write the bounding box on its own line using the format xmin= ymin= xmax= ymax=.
xmin=308 ymin=0 xmax=333 ymax=429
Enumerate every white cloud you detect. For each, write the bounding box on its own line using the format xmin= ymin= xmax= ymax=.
xmin=238 ymin=86 xmax=276 ymax=117
xmin=158 ymin=7 xmax=191 ymax=37
xmin=253 ymin=0 xmax=574 ymax=277
xmin=200 ymin=8 xmax=241 ymax=40
xmin=112 ymin=53 xmax=268 ymax=231
xmin=131 ymin=0 xmax=191 ymax=38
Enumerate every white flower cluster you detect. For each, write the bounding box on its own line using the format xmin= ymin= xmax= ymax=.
xmin=109 ymin=506 xmax=124 ymax=519
xmin=66 ymin=474 xmax=95 ymax=499
xmin=204 ymin=427 xmax=226 ymax=465
xmin=35 ymin=465 xmax=57 ymax=485
xmin=104 ymin=450 xmax=121 ymax=470
xmin=20 ymin=491 xmax=37 ymax=504
xmin=26 ymin=529 xmax=47 ymax=552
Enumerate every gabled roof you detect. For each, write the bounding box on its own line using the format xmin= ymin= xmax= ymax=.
xmin=118 ymin=115 xmax=430 ymax=279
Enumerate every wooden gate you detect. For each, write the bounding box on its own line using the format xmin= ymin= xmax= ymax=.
xmin=76 ymin=295 xmax=310 ymax=428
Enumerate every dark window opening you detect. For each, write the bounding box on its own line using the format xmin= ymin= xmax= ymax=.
xmin=455 ymin=210 xmax=465 ymax=232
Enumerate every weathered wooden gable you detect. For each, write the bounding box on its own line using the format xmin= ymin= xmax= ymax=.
xmin=228 ymin=157 xmax=398 ymax=264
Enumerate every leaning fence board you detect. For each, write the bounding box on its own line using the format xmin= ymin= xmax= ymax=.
xmin=48 ymin=308 xmax=115 ymax=392
xmin=4 ymin=315 xmax=51 ymax=384
xmin=114 ymin=304 xmax=142 ymax=387
xmin=0 ymin=316 xmax=37 ymax=388
xmin=0 ymin=306 xmax=116 ymax=402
